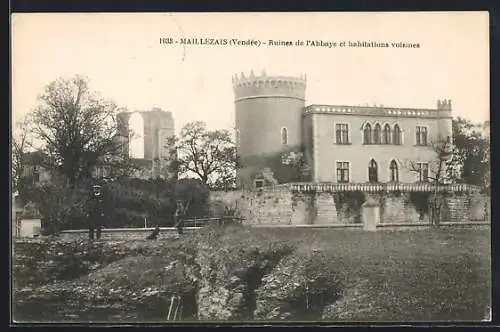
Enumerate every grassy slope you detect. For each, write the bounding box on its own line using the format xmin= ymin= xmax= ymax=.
xmin=12 ymin=227 xmax=491 ymax=322
xmin=259 ymin=227 xmax=491 ymax=322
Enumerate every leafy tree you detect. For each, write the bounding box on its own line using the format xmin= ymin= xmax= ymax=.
xmin=167 ymin=121 xmax=238 ymax=190
xmin=22 ymin=173 xmax=91 ymax=234
xmin=106 ymin=177 xmax=177 ymax=227
xmin=174 ymin=178 xmax=210 ymax=218
xmin=452 ymin=117 xmax=490 ymax=192
xmin=30 ymin=75 xmax=132 ymax=187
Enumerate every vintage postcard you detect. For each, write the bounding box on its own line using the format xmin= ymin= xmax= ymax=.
xmin=11 ymin=12 xmax=490 ymax=324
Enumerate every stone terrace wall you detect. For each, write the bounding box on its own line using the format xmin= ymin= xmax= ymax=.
xmin=210 ymin=187 xmax=490 ymax=226
xmin=379 ymin=192 xmax=428 ymax=224
xmin=468 ymin=193 xmax=490 ymax=221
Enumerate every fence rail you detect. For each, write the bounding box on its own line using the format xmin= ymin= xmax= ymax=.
xmin=182 ymin=216 xmax=245 ymax=227
xmin=58 ymin=216 xmax=245 ymax=234
xmin=286 ymin=182 xmax=480 ymax=193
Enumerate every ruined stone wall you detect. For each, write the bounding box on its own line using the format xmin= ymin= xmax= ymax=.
xmin=210 ymin=188 xmax=490 ymax=226
xmin=210 ymin=187 xmax=297 ymax=225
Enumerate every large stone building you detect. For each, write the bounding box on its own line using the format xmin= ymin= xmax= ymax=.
xmin=20 ymin=108 xmax=176 ymax=184
xmin=233 ymin=71 xmax=453 ymax=189
xmin=117 ymin=107 xmax=176 ymax=179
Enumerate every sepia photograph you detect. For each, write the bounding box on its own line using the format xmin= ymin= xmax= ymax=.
xmin=10 ymin=12 xmax=490 ymax=323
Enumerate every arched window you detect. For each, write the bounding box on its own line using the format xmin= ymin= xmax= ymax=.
xmin=363 ymin=123 xmax=372 ymax=144
xmin=368 ymin=159 xmax=378 ymax=183
xmin=393 ymin=124 xmax=402 ymax=145
xmin=390 ymin=160 xmax=399 ymax=182
xmin=281 ymin=127 xmax=288 ymax=145
xmin=373 ymin=124 xmax=381 ymax=144
xmin=383 ymin=124 xmax=391 ymax=144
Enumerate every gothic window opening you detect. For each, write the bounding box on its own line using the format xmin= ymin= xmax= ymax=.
xmin=335 ymin=123 xmax=349 ymax=144
xmin=373 ymin=124 xmax=381 ymax=144
xmin=393 ymin=124 xmax=402 ymax=145
xmin=416 ymin=126 xmax=428 ymax=146
xmin=336 ymin=161 xmax=350 ymax=183
xmin=363 ymin=123 xmax=372 ymax=144
xmin=128 ymin=112 xmax=145 ymax=159
xmin=281 ymin=127 xmax=288 ymax=145
xmin=390 ymin=160 xmax=399 ymax=182
xmin=368 ymin=159 xmax=378 ymax=183
xmin=383 ymin=124 xmax=391 ymax=144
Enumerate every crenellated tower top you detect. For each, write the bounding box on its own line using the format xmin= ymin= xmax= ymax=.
xmin=437 ymin=99 xmax=452 ymax=110
xmin=436 ymin=98 xmax=452 ymax=118
xmin=232 ymin=70 xmax=307 ymax=102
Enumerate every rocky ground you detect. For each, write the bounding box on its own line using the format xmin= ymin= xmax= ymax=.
xmin=12 ymin=225 xmax=491 ymax=323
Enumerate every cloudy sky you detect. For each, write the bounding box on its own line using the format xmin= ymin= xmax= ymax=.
xmin=12 ymin=12 xmax=489 ymax=136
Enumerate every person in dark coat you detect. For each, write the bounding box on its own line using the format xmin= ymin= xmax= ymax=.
xmin=88 ymin=184 xmax=105 ymax=240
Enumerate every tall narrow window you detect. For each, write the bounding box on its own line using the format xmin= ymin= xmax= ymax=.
xmin=416 ymin=126 xmax=427 ymax=146
xmin=33 ymin=166 xmax=40 ymax=183
xmin=335 ymin=123 xmax=349 ymax=144
xmin=383 ymin=124 xmax=391 ymax=144
xmin=281 ymin=127 xmax=288 ymax=145
xmin=336 ymin=162 xmax=350 ymax=183
xmin=417 ymin=162 xmax=429 ymax=182
xmin=373 ymin=124 xmax=381 ymax=144
xmin=390 ymin=160 xmax=399 ymax=182
xmin=368 ymin=159 xmax=378 ymax=183
xmin=393 ymin=124 xmax=402 ymax=145
xmin=363 ymin=124 xmax=372 ymax=144
xmin=235 ymin=128 xmax=240 ymax=146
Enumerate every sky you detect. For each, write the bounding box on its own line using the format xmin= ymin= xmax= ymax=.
xmin=12 ymin=12 xmax=489 ymax=138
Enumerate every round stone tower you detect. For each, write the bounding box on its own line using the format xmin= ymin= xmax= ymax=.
xmin=232 ymin=70 xmax=307 ymax=188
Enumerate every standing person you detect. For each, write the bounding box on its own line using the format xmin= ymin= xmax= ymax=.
xmin=88 ymin=184 xmax=105 ymax=241
xmin=175 ymin=200 xmax=190 ymax=236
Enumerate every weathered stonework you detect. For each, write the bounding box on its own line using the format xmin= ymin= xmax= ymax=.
xmin=314 ymin=193 xmax=337 ymax=224
xmin=209 ymin=186 xmax=490 ymax=226
xmin=291 ymin=193 xmax=314 ymax=225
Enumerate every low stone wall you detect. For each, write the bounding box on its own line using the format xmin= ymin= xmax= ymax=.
xmin=57 ymin=227 xmax=195 ymax=242
xmin=210 ymin=187 xmax=490 ymax=226
xmin=55 ymin=222 xmax=491 ymax=242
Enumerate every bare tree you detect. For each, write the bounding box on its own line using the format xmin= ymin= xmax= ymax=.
xmin=406 ymin=139 xmax=456 ymax=225
xmin=30 ymin=75 xmax=130 ymax=187
xmin=11 ymin=116 xmax=33 ymax=192
xmin=167 ymin=121 xmax=238 ymax=189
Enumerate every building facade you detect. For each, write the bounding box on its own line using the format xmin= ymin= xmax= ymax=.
xmin=233 ymin=71 xmax=453 ymax=188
